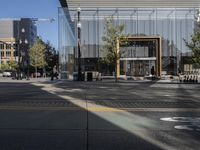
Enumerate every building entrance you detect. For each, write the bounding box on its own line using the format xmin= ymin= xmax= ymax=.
xmin=121 ymin=59 xmax=156 ymax=76
xmin=119 ymin=36 xmax=161 ymax=77
xmin=126 ymin=60 xmax=156 ymax=76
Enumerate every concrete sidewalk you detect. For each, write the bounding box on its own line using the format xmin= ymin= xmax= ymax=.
xmin=56 ymin=78 xmax=200 ymax=85
xmin=0 ymin=76 xmax=199 ymax=85
xmin=0 ymin=77 xmax=51 ymax=83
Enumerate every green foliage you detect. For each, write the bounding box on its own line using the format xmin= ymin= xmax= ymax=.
xmin=101 ymin=17 xmax=127 ymax=81
xmin=29 ymin=38 xmax=47 ymax=69
xmin=185 ymin=27 xmax=200 ymax=65
xmin=9 ymin=60 xmax=18 ymax=70
xmin=34 ymin=39 xmax=58 ymax=72
xmin=43 ymin=41 xmax=58 ymax=71
xmin=0 ymin=63 xmax=9 ymax=71
xmin=0 ymin=60 xmax=18 ymax=71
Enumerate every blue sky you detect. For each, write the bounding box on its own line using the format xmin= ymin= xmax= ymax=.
xmin=0 ymin=0 xmax=61 ymax=49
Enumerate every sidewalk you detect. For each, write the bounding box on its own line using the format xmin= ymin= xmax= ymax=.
xmin=51 ymin=78 xmax=200 ymax=86
xmin=0 ymin=76 xmax=199 ymax=85
xmin=0 ymin=77 xmax=51 ymax=83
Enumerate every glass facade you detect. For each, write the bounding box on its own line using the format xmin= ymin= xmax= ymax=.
xmin=58 ymin=7 xmax=197 ymax=79
xmin=59 ymin=8 xmax=76 ymax=79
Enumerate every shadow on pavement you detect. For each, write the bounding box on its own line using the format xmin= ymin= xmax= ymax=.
xmin=51 ymin=81 xmax=200 ymax=150
xmin=0 ymin=82 xmax=166 ymax=150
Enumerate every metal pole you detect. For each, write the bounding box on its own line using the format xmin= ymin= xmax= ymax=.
xmin=77 ymin=7 xmax=81 ymax=81
xmin=27 ymin=53 xmax=30 ymax=80
xmin=24 ymin=39 xmax=29 ymax=80
xmin=17 ymin=21 xmax=21 ymax=80
xmin=18 ymin=40 xmax=21 ymax=80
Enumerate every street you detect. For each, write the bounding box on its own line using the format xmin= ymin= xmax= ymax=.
xmin=0 ymin=79 xmax=200 ymax=150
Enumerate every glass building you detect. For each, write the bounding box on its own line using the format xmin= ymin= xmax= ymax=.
xmin=58 ymin=0 xmax=199 ymax=79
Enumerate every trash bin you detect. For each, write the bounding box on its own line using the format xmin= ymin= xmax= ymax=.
xmin=87 ymin=72 xmax=93 ymax=81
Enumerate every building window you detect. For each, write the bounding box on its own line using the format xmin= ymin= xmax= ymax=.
xmin=6 ymin=44 xmax=12 ymax=50
xmin=14 ymin=51 xmax=18 ymax=57
xmin=13 ymin=44 xmax=17 ymax=49
xmin=6 ymin=51 xmax=11 ymax=57
xmin=1 ymin=51 xmax=4 ymax=57
xmin=0 ymin=44 xmax=4 ymax=49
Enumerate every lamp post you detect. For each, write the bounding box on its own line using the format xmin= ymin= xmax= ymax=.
xmin=17 ymin=28 xmax=29 ymax=80
xmin=24 ymin=39 xmax=30 ymax=80
xmin=77 ymin=7 xmax=82 ymax=81
xmin=197 ymin=11 xmax=200 ymax=23
xmin=21 ymin=28 xmax=25 ymax=80
xmin=17 ymin=39 xmax=20 ymax=79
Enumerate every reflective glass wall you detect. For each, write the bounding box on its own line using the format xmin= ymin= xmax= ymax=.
xmin=59 ymin=7 xmax=197 ymax=79
xmin=58 ymin=8 xmax=76 ymax=79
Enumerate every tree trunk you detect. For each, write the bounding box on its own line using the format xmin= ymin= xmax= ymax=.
xmin=35 ymin=67 xmax=37 ymax=78
xmin=115 ymin=60 xmax=118 ymax=83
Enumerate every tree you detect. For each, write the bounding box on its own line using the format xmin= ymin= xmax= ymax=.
xmin=29 ymin=38 xmax=47 ymax=77
xmin=43 ymin=41 xmax=58 ymax=72
xmin=0 ymin=60 xmax=18 ymax=71
xmin=101 ymin=17 xmax=127 ymax=82
xmin=0 ymin=63 xmax=9 ymax=71
xmin=9 ymin=60 xmax=18 ymax=70
xmin=185 ymin=23 xmax=200 ymax=67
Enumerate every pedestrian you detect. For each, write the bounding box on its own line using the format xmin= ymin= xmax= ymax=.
xmin=183 ymin=75 xmax=186 ymax=82
xmin=151 ymin=66 xmax=155 ymax=80
xmin=43 ymin=68 xmax=46 ymax=78
xmin=55 ymin=71 xmax=59 ymax=79
xmin=53 ymin=66 xmax=59 ymax=80
xmin=50 ymin=70 xmax=54 ymax=81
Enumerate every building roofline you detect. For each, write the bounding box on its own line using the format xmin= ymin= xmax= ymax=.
xmin=60 ymin=0 xmax=200 ymax=8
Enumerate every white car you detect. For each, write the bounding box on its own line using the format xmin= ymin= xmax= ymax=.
xmin=2 ymin=71 xmax=11 ymax=77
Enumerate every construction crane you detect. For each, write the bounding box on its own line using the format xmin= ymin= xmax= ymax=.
xmin=0 ymin=18 xmax=55 ymax=23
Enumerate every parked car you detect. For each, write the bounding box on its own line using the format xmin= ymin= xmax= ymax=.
xmin=2 ymin=70 xmax=12 ymax=77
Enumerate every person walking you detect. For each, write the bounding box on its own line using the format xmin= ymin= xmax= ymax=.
xmin=51 ymin=66 xmax=59 ymax=81
xmin=151 ymin=66 xmax=155 ymax=80
xmin=53 ymin=65 xmax=59 ymax=80
xmin=50 ymin=69 xmax=54 ymax=81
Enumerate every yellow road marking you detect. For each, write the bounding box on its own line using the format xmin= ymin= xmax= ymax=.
xmin=0 ymin=106 xmax=83 ymax=111
xmin=88 ymin=107 xmax=200 ymax=112
xmin=88 ymin=107 xmax=122 ymax=112
xmin=0 ymin=106 xmax=199 ymax=112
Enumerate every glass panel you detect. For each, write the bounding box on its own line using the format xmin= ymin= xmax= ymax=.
xmin=59 ymin=7 xmax=197 ymax=78
xmin=58 ymin=7 xmax=76 ymax=79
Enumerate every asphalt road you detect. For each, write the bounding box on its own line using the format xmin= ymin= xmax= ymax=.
xmin=0 ymin=80 xmax=200 ymax=150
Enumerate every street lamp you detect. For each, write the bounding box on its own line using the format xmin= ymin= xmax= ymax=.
xmin=77 ymin=7 xmax=82 ymax=81
xmin=197 ymin=15 xmax=200 ymax=23
xmin=197 ymin=9 xmax=200 ymax=23
xmin=17 ymin=28 xmax=29 ymax=80
xmin=24 ymin=39 xmax=30 ymax=80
